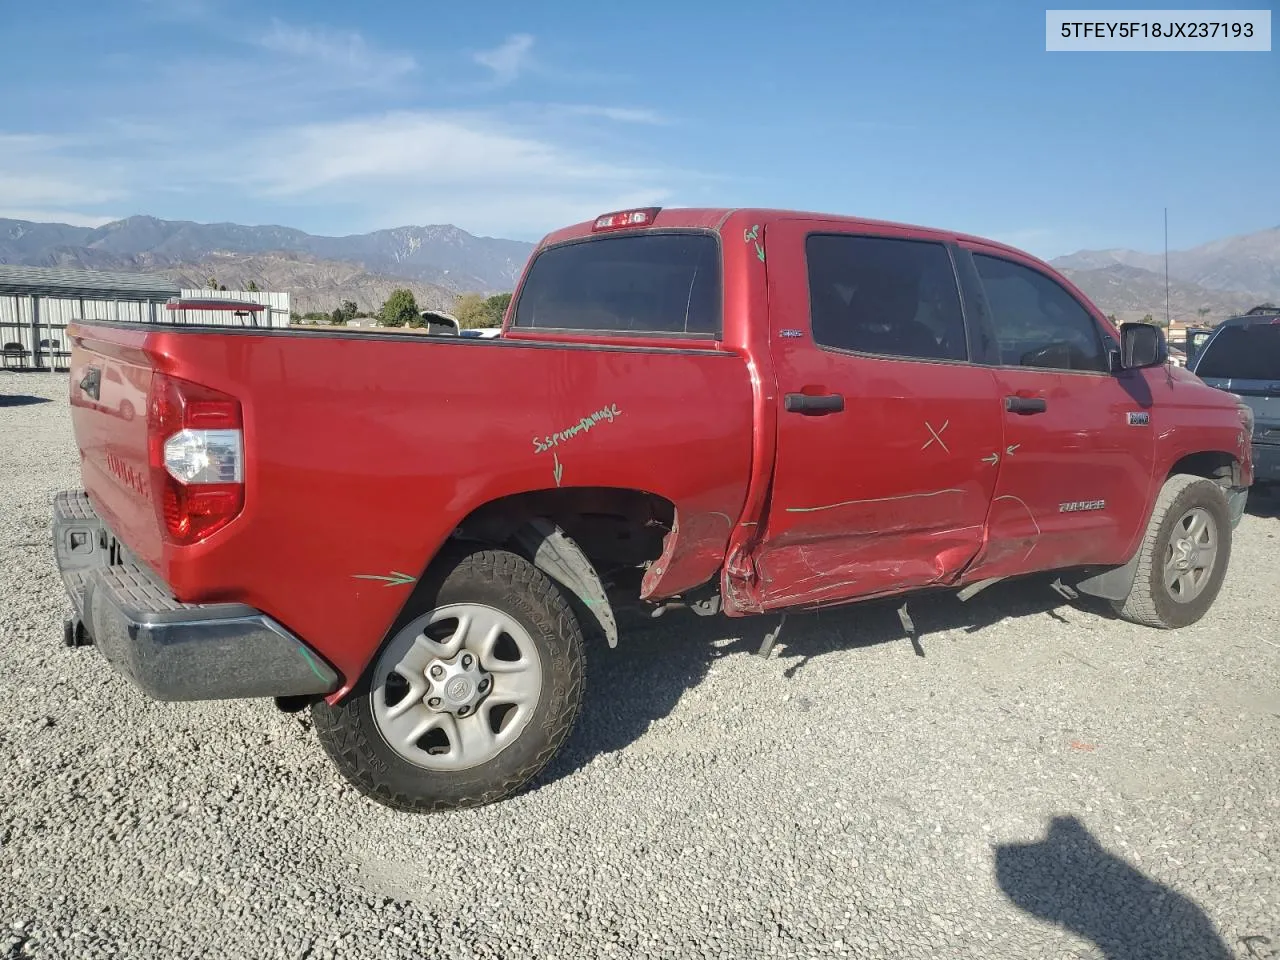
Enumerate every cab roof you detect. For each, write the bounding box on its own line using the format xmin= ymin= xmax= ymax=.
xmin=538 ymin=206 xmax=1041 ymax=263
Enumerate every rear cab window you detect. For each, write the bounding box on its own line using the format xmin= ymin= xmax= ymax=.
xmin=511 ymin=232 xmax=721 ymax=336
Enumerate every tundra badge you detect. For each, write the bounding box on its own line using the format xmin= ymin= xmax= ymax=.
xmin=1059 ymin=500 xmax=1106 ymax=513
xmin=1127 ymin=411 xmax=1150 ymax=426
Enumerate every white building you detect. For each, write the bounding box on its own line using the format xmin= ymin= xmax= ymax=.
xmin=0 ymin=265 xmax=289 ymax=371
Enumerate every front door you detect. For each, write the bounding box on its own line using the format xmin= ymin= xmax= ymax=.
xmin=955 ymin=246 xmax=1157 ymax=579
xmin=748 ymin=221 xmax=1005 ymax=610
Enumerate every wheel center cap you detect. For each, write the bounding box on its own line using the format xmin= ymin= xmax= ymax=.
xmin=425 ymin=653 xmax=491 ymax=715
xmin=445 ymin=676 xmax=474 ymax=701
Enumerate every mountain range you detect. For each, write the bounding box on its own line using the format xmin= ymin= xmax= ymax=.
xmin=1051 ymin=224 xmax=1280 ymax=323
xmin=1 ymin=214 xmax=1277 ymax=322
xmin=0 ymin=215 xmax=534 ymax=298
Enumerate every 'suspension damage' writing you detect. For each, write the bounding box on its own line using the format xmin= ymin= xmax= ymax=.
xmin=533 ymin=404 xmax=622 ymax=454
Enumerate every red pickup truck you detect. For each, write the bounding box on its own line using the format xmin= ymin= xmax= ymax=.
xmin=54 ymin=206 xmax=1254 ymax=812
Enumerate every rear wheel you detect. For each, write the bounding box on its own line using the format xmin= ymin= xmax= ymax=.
xmin=1112 ymin=473 xmax=1233 ymax=629
xmin=312 ymin=546 xmax=585 ymax=812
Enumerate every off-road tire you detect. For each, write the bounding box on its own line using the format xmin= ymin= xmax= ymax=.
xmin=1112 ymin=473 xmax=1232 ymax=629
xmin=312 ymin=545 xmax=585 ymax=813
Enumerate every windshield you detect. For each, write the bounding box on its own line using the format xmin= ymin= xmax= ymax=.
xmin=512 ymin=232 xmax=721 ymax=335
xmin=1194 ymin=323 xmax=1280 ymax=381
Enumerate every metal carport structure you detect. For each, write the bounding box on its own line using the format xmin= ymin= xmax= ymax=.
xmin=0 ymin=265 xmax=180 ymax=371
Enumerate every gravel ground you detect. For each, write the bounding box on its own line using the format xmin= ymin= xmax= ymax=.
xmin=1 ymin=369 xmax=1277 ymax=960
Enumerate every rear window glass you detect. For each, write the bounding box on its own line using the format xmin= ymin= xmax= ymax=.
xmin=1195 ymin=324 xmax=1280 ymax=381
xmin=511 ymin=233 xmax=720 ymax=335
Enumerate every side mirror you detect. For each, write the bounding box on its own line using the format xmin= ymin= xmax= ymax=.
xmin=1118 ymin=322 xmax=1167 ymax=370
xmin=1186 ymin=329 xmax=1212 ymax=364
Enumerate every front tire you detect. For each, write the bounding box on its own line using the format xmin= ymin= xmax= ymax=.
xmin=312 ymin=545 xmax=585 ymax=812
xmin=1112 ymin=473 xmax=1233 ymax=629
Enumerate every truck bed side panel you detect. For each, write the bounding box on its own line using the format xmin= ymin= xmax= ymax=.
xmin=69 ymin=325 xmax=754 ymax=688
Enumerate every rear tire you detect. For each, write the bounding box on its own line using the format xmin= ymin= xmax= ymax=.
xmin=1112 ymin=474 xmax=1232 ymax=629
xmin=312 ymin=545 xmax=585 ymax=812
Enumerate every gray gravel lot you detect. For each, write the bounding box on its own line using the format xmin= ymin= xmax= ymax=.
xmin=1 ymin=369 xmax=1277 ymax=960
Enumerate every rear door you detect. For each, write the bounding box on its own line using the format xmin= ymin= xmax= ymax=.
xmin=1191 ymin=318 xmax=1280 ymax=482
xmin=955 ymin=246 xmax=1156 ymax=578
xmin=751 ymin=220 xmax=1004 ymax=609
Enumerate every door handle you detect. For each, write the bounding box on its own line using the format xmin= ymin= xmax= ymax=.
xmin=1005 ymin=395 xmax=1047 ymax=414
xmin=784 ymin=393 xmax=845 ymax=415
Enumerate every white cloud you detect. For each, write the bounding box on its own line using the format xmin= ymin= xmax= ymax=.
xmin=0 ymin=209 xmax=117 ymax=227
xmin=473 ymin=34 xmax=535 ymax=85
xmin=0 ymin=135 xmax=126 ymax=223
xmin=239 ymin=110 xmax=676 ymax=236
xmin=256 ymin=18 xmax=416 ymax=87
xmin=555 ymin=105 xmax=669 ymax=125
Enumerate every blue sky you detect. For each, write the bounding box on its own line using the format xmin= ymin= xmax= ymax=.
xmin=0 ymin=0 xmax=1275 ymax=258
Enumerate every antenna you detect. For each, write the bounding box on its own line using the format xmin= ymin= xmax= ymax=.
xmin=1164 ymin=207 xmax=1170 ymax=327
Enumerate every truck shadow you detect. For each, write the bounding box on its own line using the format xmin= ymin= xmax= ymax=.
xmin=994 ymin=814 xmax=1234 ymax=960
xmin=0 ymin=393 xmax=52 ymax=407
xmin=1246 ymin=486 xmax=1279 ymax=519
xmin=534 ymin=574 xmax=1109 ymax=791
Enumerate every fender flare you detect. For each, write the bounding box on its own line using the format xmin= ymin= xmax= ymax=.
xmin=513 ymin=518 xmax=618 ymax=648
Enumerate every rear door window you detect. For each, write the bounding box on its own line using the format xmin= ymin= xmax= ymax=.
xmin=512 ymin=233 xmax=720 ymax=335
xmin=1194 ymin=324 xmax=1280 ymax=383
xmin=805 ymin=234 xmax=969 ymax=361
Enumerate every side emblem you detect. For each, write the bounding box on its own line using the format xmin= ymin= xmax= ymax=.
xmin=779 ymin=329 xmax=804 ymax=339
xmin=1059 ymin=500 xmax=1106 ymax=513
xmin=1127 ymin=411 xmax=1150 ymax=426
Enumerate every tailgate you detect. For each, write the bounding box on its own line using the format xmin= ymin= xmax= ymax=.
xmin=68 ymin=327 xmax=166 ymax=574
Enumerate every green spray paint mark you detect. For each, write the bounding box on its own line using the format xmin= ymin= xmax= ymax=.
xmin=754 ymin=242 xmax=766 ymax=263
xmin=743 ymin=224 xmax=760 ymax=243
xmin=297 ymin=646 xmax=329 ymax=682
xmin=352 ymin=571 xmax=416 ymax=586
xmin=553 ymin=452 xmax=564 ymax=487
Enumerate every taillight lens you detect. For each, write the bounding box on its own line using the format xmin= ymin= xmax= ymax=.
xmin=147 ymin=373 xmax=245 ymax=544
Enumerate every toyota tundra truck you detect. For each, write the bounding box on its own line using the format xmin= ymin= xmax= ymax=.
xmin=53 ymin=206 xmax=1255 ymax=812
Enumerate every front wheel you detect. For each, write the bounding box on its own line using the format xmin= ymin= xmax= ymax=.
xmin=1112 ymin=473 xmax=1233 ymax=629
xmin=312 ymin=546 xmax=585 ymax=812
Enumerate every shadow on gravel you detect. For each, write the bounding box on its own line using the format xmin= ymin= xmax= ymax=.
xmin=534 ymin=574 xmax=1104 ymax=792
xmin=0 ymin=393 xmax=52 ymax=407
xmin=1245 ymin=485 xmax=1280 ymax=520
xmin=995 ymin=815 xmax=1233 ymax=960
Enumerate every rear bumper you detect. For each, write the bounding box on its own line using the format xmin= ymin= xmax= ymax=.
xmin=52 ymin=490 xmax=339 ymax=702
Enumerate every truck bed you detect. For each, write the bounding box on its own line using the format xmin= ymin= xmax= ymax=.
xmin=67 ymin=321 xmax=755 ymax=686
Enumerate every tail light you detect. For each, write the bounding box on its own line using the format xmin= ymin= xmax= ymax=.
xmin=147 ymin=373 xmax=245 ymax=544
xmin=592 ymin=207 xmax=661 ymax=232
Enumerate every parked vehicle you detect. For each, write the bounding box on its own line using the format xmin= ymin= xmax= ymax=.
xmin=53 ymin=206 xmax=1255 ymax=812
xmin=1188 ymin=309 xmax=1280 ymax=488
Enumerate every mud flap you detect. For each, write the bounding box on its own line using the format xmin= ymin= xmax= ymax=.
xmin=514 ymin=518 xmax=619 ymax=648
xmin=1073 ymin=553 xmax=1140 ymax=602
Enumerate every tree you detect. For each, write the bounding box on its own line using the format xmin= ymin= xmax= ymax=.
xmin=379 ymin=288 xmax=419 ymax=328
xmin=453 ymin=293 xmax=488 ymax=329
xmin=246 ymin=280 xmax=260 ymax=292
xmin=1196 ymin=307 xmax=1210 ymax=322
xmin=484 ymin=292 xmax=512 ymax=324
xmin=1106 ymin=314 xmax=1118 ymax=324
xmin=340 ymin=300 xmax=358 ymax=321
xmin=1141 ymin=314 xmax=1154 ymax=325
xmin=454 ymin=291 xmax=512 ymax=329
xmin=330 ymin=308 xmax=347 ymax=326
